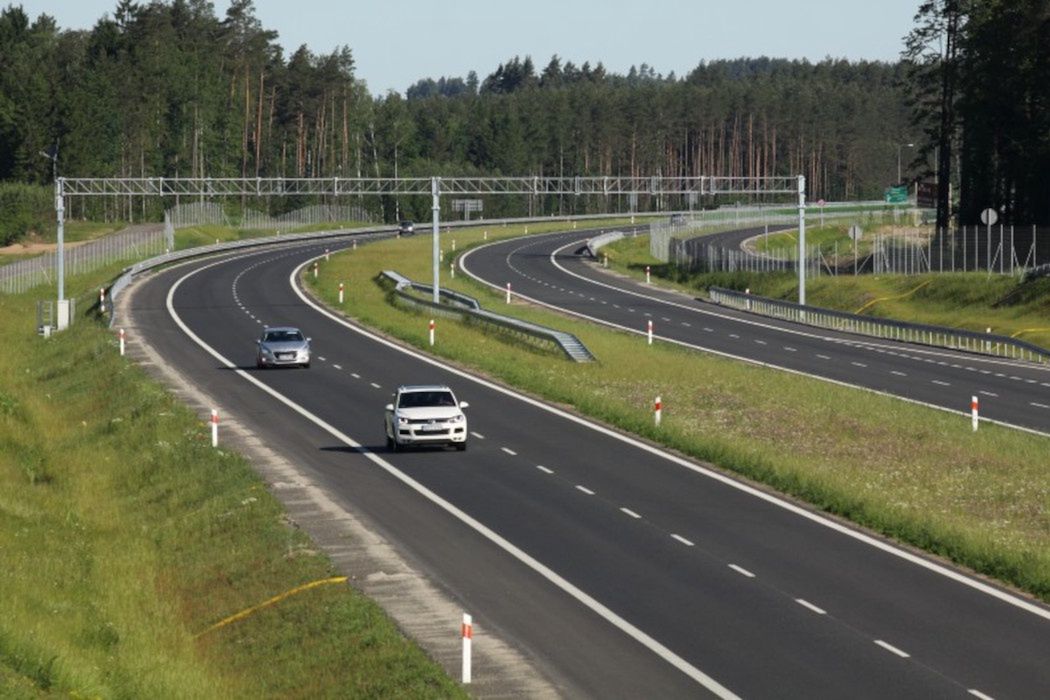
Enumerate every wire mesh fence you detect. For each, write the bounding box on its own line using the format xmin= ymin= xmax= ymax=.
xmin=0 ymin=225 xmax=168 ymax=294
xmin=238 ymin=204 xmax=373 ymax=230
xmin=659 ymin=215 xmax=1050 ymax=279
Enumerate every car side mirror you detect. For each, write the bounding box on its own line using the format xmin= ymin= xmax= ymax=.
xmin=255 ymin=340 xmax=260 ymax=345
xmin=385 ymin=403 xmax=394 ymax=412
xmin=459 ymin=401 xmax=469 ymax=409
xmin=307 ymin=337 xmax=312 ymax=342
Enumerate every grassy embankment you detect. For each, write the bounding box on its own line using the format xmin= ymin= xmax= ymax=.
xmin=606 ymin=229 xmax=1050 ymax=350
xmin=305 ymin=223 xmax=1050 ymax=602
xmin=0 ymin=257 xmax=464 ymax=696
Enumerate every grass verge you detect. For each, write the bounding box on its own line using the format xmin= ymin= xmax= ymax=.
xmin=604 ymin=233 xmax=1050 ymax=350
xmin=0 ymin=266 xmax=464 ymax=697
xmin=305 ymin=224 xmax=1050 ymax=602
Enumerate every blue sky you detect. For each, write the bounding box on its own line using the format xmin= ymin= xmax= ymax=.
xmin=18 ymin=1 xmax=920 ymax=94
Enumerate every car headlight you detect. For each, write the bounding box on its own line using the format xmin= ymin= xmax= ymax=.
xmin=449 ymin=414 xmax=464 ymax=423
xmin=397 ymin=416 xmax=409 ymax=425
xmin=297 ymin=350 xmax=310 ymax=359
xmin=261 ymin=348 xmax=273 ymax=357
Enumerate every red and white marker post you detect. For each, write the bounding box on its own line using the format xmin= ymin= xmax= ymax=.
xmin=210 ymin=409 xmax=219 ymax=447
xmin=745 ymin=287 xmax=751 ymax=311
xmin=506 ymin=282 xmax=512 ymax=304
xmin=338 ymin=282 xmax=345 ymax=304
xmin=312 ymin=261 xmax=319 ymax=279
xmin=971 ymin=395 xmax=979 ymax=432
xmin=647 ymin=319 xmax=653 ymax=345
xmin=450 ymin=262 xmax=455 ymax=279
xmin=428 ymin=319 xmax=435 ymax=346
xmin=654 ymin=396 xmax=662 ymax=426
xmin=461 ymin=613 xmax=473 ymax=684
xmin=99 ymin=287 xmax=106 ymax=310
xmin=118 ymin=328 xmax=125 ymax=356
xmin=645 ymin=266 xmax=651 ymax=284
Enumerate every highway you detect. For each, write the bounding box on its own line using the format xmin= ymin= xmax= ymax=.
xmin=461 ymin=229 xmax=1050 ymax=435
xmin=125 ymin=230 xmax=1050 ymax=698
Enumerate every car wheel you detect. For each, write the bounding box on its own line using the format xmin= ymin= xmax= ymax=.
xmin=391 ymin=437 xmax=401 ymax=453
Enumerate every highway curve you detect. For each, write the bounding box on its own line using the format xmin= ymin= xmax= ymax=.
xmin=125 ymin=231 xmax=1050 ymax=699
xmin=461 ymin=229 xmax=1050 ymax=435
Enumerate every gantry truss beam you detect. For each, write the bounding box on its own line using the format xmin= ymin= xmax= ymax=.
xmin=57 ymin=175 xmax=800 ymax=198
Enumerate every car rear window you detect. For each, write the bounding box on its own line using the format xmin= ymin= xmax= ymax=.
xmin=398 ymin=391 xmax=455 ymax=408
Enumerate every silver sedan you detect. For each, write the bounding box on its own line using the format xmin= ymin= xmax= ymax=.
xmin=256 ymin=326 xmax=311 ymax=368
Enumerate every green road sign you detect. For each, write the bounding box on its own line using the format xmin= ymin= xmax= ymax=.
xmin=884 ymin=185 xmax=908 ymax=203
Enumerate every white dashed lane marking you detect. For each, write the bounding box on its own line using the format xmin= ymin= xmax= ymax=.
xmin=370 ymin=382 xmax=381 ymax=389
xmin=816 ymin=354 xmax=831 ymax=360
xmin=470 ymin=431 xmax=485 ymax=439
xmin=979 ymin=390 xmax=998 ymax=398
xmin=671 ymin=534 xmax=695 ymax=547
xmin=891 ymin=370 xmax=907 ymax=377
xmin=932 ymin=380 xmax=951 ymax=387
xmin=620 ymin=507 xmax=641 ymax=519
xmin=795 ymin=599 xmax=827 ymax=615
xmin=536 ymin=465 xmax=553 ymax=474
xmin=351 ymin=372 xmax=360 ymax=379
xmin=575 ymin=485 xmax=595 ymax=495
xmin=874 ymin=640 xmax=910 ymax=658
xmin=1032 ymin=402 xmax=1050 ymax=409
xmin=332 ymin=364 xmax=342 ymax=370
xmin=501 ymin=447 xmax=517 ymax=456
xmin=728 ymin=564 xmax=755 ymax=578
xmin=851 ymin=362 xmax=867 ymax=368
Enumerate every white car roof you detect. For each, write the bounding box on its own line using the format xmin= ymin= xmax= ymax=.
xmin=397 ymin=384 xmax=452 ymax=393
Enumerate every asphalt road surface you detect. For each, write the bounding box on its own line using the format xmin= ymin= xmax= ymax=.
xmin=127 ymin=231 xmax=1050 ymax=698
xmin=461 ymin=229 xmax=1050 ymax=436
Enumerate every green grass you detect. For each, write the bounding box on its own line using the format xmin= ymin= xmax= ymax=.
xmin=0 ymin=269 xmax=464 ymax=697
xmin=605 ymin=234 xmax=1050 ymax=350
xmin=305 ymin=224 xmax=1050 ymax=602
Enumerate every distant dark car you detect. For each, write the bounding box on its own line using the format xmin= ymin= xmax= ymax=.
xmin=669 ymin=213 xmax=687 ymax=225
xmin=397 ymin=220 xmax=415 ymax=236
xmin=256 ymin=326 xmax=311 ymax=369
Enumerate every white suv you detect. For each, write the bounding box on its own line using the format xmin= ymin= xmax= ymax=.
xmin=385 ymin=385 xmax=469 ymax=451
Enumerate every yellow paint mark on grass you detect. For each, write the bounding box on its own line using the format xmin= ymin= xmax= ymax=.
xmin=1011 ymin=327 xmax=1050 ymax=339
xmin=854 ymin=279 xmax=933 ymax=315
xmin=196 ymin=576 xmax=348 ymax=637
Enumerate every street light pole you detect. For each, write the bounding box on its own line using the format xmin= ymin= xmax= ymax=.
xmin=897 ymin=142 xmax=914 ymax=185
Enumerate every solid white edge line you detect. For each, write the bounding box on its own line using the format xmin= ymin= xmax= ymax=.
xmin=461 ymin=239 xmax=1050 ymax=444
xmin=164 ymin=253 xmax=741 ymax=699
xmin=728 ymin=564 xmax=755 ymax=579
xmin=620 ymin=507 xmax=641 ymax=519
xmin=456 ymin=236 xmax=1050 ymax=622
xmin=873 ymin=640 xmax=910 ymax=658
xmin=794 ymin=598 xmax=827 ymax=615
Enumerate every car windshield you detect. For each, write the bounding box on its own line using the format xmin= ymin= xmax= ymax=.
xmin=398 ymin=391 xmax=456 ymax=408
xmin=265 ymin=330 xmax=303 ymax=343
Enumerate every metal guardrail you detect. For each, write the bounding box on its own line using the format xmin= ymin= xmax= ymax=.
xmin=585 ymin=230 xmax=626 ymax=258
xmin=709 ymin=286 xmax=1050 ymax=365
xmin=381 ymin=270 xmax=596 ymax=362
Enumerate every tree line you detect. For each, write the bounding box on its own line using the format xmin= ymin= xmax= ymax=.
xmin=1 ymin=0 xmax=1039 ymax=232
xmin=903 ymin=0 xmax=1049 ymax=226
